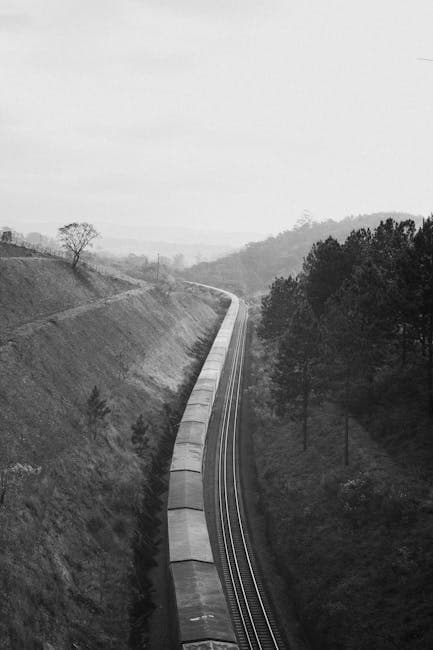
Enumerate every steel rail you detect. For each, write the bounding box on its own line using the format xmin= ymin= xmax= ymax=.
xmin=217 ymin=308 xmax=252 ymax=643
xmin=215 ymin=303 xmax=282 ymax=649
xmin=231 ymin=313 xmax=280 ymax=648
xmin=222 ymin=310 xmax=259 ymax=646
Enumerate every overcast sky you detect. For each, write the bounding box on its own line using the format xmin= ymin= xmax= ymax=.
xmin=1 ymin=0 xmax=433 ymax=240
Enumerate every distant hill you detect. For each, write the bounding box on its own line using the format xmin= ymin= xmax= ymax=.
xmin=95 ymin=226 xmax=268 ymax=266
xmin=182 ymin=212 xmax=424 ymax=295
xmin=95 ymin=235 xmax=235 ymax=266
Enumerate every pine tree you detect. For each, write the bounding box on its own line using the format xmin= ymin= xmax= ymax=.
xmin=258 ymin=275 xmax=300 ymax=341
xmin=302 ymin=236 xmax=351 ymax=316
xmin=86 ymin=386 xmax=111 ymax=440
xmin=370 ymin=218 xmax=416 ymax=366
xmin=131 ymin=415 xmax=149 ymax=457
xmin=322 ymin=280 xmax=387 ymax=465
xmin=403 ymin=217 xmax=433 ymax=415
xmin=272 ymin=296 xmax=322 ymax=451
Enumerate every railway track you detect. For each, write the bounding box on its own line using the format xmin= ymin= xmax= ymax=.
xmin=214 ymin=303 xmax=286 ymax=649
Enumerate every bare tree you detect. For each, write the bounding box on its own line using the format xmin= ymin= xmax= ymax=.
xmin=57 ymin=222 xmax=99 ymax=269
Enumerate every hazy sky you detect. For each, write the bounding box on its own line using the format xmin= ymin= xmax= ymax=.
xmin=1 ymin=0 xmax=433 ymax=239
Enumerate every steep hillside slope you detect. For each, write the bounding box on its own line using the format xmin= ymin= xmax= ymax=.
xmin=0 ymin=258 xmax=223 ymax=649
xmin=183 ymin=212 xmax=422 ymax=294
xmin=0 ymin=257 xmax=133 ymax=333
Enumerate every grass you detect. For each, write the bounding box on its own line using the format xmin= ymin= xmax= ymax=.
xmin=0 ymin=256 xmax=133 ymax=333
xmin=0 ymin=242 xmax=39 ymax=258
xmin=248 ymin=330 xmax=433 ymax=650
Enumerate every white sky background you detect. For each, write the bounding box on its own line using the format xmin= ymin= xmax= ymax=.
xmin=1 ymin=0 xmax=433 ymax=240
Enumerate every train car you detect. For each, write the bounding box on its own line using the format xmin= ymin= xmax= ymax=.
xmin=171 ymin=561 xmax=238 ymax=647
xmin=175 ymin=420 xmax=207 ymax=446
xmin=167 ymin=286 xmax=239 ymax=649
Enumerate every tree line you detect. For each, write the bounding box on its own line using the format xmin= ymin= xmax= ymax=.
xmin=259 ymin=216 xmax=433 ymax=464
xmin=184 ymin=211 xmax=420 ymax=295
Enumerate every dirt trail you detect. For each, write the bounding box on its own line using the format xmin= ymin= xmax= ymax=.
xmin=1 ymin=286 xmax=148 ymax=347
xmin=0 ymin=256 xmax=57 ymax=261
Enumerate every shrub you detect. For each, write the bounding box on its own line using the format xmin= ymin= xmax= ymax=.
xmin=338 ymin=474 xmax=380 ymax=526
xmin=338 ymin=474 xmax=417 ymax=529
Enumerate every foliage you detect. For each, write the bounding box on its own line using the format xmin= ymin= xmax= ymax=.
xmin=259 ymin=215 xmax=433 ymax=465
xmin=58 ymin=222 xmax=99 ymax=269
xmin=251 ymin=216 xmax=433 ymax=649
xmin=402 ymin=218 xmax=433 ymax=414
xmin=303 ymin=236 xmax=353 ymax=316
xmin=258 ymin=275 xmax=299 ymax=340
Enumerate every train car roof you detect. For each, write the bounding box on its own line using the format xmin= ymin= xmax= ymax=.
xmin=171 ymin=561 xmax=237 ymax=644
xmin=168 ymin=509 xmax=213 ymax=563
xmin=168 ymin=470 xmax=204 ymax=511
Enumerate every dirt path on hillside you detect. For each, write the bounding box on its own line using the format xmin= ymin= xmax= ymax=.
xmin=0 ymin=256 xmax=57 ymax=261
xmin=1 ymin=287 xmax=148 ymax=348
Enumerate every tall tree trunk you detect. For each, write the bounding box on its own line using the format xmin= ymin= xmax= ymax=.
xmin=428 ymin=317 xmax=433 ymax=417
xmin=72 ymin=252 xmax=79 ymax=269
xmin=401 ymin=322 xmax=407 ymax=367
xmin=302 ymin=389 xmax=308 ymax=452
xmin=344 ymin=375 xmax=349 ymax=466
xmin=302 ymin=362 xmax=309 ymax=451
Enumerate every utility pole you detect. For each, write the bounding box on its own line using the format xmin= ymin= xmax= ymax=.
xmin=156 ymin=253 xmax=160 ymax=282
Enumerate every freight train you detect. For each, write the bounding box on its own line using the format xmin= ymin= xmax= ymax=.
xmin=167 ymin=285 xmax=239 ymax=649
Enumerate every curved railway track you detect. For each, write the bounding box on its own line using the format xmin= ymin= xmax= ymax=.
xmin=214 ymin=302 xmax=286 ymax=649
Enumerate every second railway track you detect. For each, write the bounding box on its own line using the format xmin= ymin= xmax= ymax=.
xmin=212 ymin=302 xmax=286 ymax=649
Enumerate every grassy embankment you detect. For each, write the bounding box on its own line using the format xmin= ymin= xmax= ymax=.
xmin=247 ymin=314 xmax=433 ymax=650
xmin=0 ymin=255 xmax=224 ymax=649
